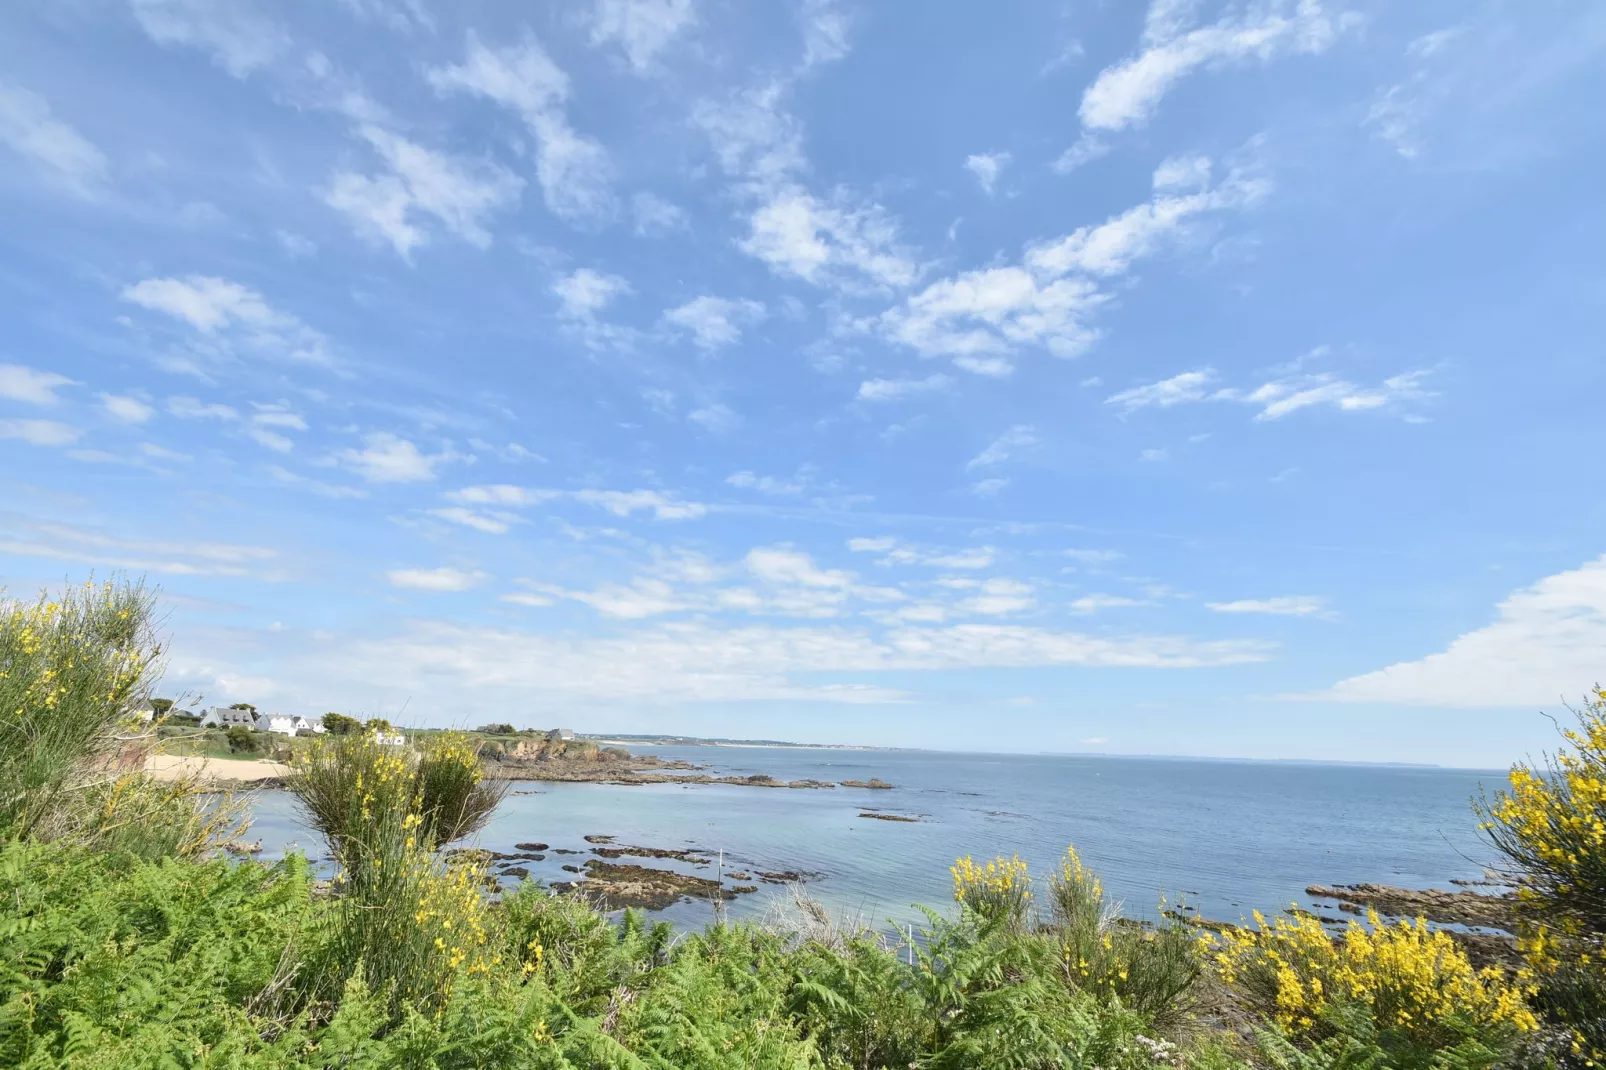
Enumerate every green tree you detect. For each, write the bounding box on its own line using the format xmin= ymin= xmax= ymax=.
xmin=228 ymin=702 xmax=257 ymax=714
xmin=150 ymin=697 xmax=174 ymax=717
xmin=322 ymin=712 xmax=360 ymax=737
xmin=365 ymin=717 xmax=394 ymax=734
xmin=226 ymin=725 xmax=258 ymax=754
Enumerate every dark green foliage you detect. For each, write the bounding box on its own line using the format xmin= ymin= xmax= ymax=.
xmin=322 ymin=712 xmax=361 ymax=736
xmin=227 ymin=724 xmax=258 ymax=753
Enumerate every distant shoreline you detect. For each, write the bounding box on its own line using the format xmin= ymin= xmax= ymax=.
xmin=589 ymin=738 xmax=909 ymax=753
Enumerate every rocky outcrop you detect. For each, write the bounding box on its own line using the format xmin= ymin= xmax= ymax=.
xmin=1305 ymin=883 xmax=1517 ymax=930
xmin=558 ymin=860 xmax=757 ymax=910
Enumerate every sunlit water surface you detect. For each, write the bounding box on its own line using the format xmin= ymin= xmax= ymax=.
xmin=246 ymin=747 xmax=1503 ymax=931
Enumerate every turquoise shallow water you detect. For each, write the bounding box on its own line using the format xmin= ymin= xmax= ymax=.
xmin=246 ymin=746 xmax=1505 ymax=931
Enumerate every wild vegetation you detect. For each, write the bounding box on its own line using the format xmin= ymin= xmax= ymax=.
xmin=0 ymin=578 xmax=1601 ymax=1067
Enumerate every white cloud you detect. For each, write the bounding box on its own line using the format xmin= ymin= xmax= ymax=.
xmin=1314 ymin=555 xmax=1606 ymax=707
xmin=1207 ymin=596 xmax=1327 ymax=616
xmin=0 ymin=364 xmax=75 ymax=405
xmin=1051 ymin=134 xmax=1111 ymax=174
xmin=883 ymin=155 xmax=1264 ymax=369
xmin=427 ymin=507 xmax=519 ymax=534
xmin=552 ymin=268 xmax=634 ymax=349
xmin=1139 ymin=448 xmax=1170 ymax=462
xmin=1106 ymin=369 xmax=1219 ymax=413
xmin=267 ymin=465 xmax=368 ymax=499
xmin=0 ymin=84 xmax=107 ymax=195
xmin=883 ymin=267 xmax=1104 ymax=367
xmin=1064 ymin=548 xmax=1123 ymax=565
xmin=739 ymin=186 xmax=918 ymax=292
xmin=247 ymin=427 xmax=292 ymax=453
xmin=100 ymin=393 xmax=154 ymax=423
xmin=0 ymin=515 xmax=277 ymax=577
xmin=337 ymin=0 xmax=435 ymax=33
xmin=326 ymin=125 xmax=523 ymax=258
xmin=964 ymin=151 xmax=1011 ymax=194
xmin=129 ymin=0 xmax=290 ymax=78
xmin=856 ymin=374 xmax=953 ymax=402
xmin=1242 ymin=370 xmax=1433 ymax=421
xmin=387 ymin=566 xmax=490 ymax=592
xmin=587 ymin=0 xmax=694 ymax=72
xmin=0 ymin=418 xmax=80 ymax=447
xmin=448 ymin=484 xmax=707 ymax=520
xmin=1107 ymin=365 xmax=1433 ymax=421
xmin=1071 ymin=593 xmax=1148 ymax=613
xmin=428 ymin=33 xmax=615 ymax=224
xmin=124 ymin=276 xmax=270 ymax=333
xmin=851 ymin=538 xmax=996 ymax=570
xmin=500 ymin=591 xmax=556 ymax=608
xmin=688 ymin=402 xmax=740 ymax=434
xmin=1026 ymin=157 xmax=1264 ymax=276
xmin=631 ymin=191 xmax=687 ymax=236
xmin=276 ymin=230 xmax=317 ymax=258
xmin=960 ymin=578 xmax=1035 ymax=616
xmin=167 ymin=396 xmax=238 ymax=421
xmin=335 ymin=432 xmax=459 ymax=483
xmin=799 ymin=0 xmax=853 ymax=69
xmin=727 ymin=471 xmax=803 ymax=495
xmin=248 ymin=405 xmax=307 ymax=452
xmin=968 ymin=424 xmax=1038 ymax=470
xmin=970 ymin=477 xmax=1010 ymax=496
xmin=1079 ymin=0 xmax=1349 ymax=132
xmin=554 ymin=267 xmax=630 ymax=319
xmin=121 ymin=276 xmax=333 ymax=365
xmin=694 ymin=85 xmax=916 ymax=294
xmin=663 ymin=295 xmax=765 ymax=349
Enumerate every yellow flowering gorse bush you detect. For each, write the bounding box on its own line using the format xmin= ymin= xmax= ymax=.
xmin=951 ymin=852 xmax=1032 ymax=926
xmin=1216 ymin=907 xmax=1536 ymax=1048
xmin=1480 ymin=686 xmax=1606 ymax=1066
xmin=1 ymin=579 xmax=173 ymax=842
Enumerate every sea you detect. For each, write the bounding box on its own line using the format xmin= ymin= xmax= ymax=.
xmin=245 ymin=746 xmax=1508 ymax=932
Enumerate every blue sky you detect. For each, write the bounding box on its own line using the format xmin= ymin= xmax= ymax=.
xmin=2 ymin=0 xmax=1603 ymax=767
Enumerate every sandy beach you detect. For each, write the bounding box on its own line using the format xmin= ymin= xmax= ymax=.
xmin=145 ymin=754 xmax=291 ymax=782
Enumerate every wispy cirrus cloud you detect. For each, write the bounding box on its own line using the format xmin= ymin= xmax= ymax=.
xmin=1106 ymin=364 xmax=1434 ymax=421
xmin=586 ymin=0 xmax=695 ymax=73
xmin=121 ymin=276 xmax=336 ymax=367
xmin=0 ymin=84 xmax=107 ymax=196
xmin=448 ymin=484 xmax=707 ymax=520
xmin=428 ymin=32 xmax=615 ymax=224
xmin=387 ymin=566 xmax=489 ymax=592
xmin=1079 ymin=0 xmax=1352 ymax=132
xmin=1207 ymin=596 xmax=1328 ymax=616
xmin=881 ymin=153 xmax=1266 ymax=372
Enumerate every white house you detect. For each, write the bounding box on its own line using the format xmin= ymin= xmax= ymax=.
xmin=200 ymin=707 xmax=257 ymax=730
xmin=262 ymin=714 xmax=327 ymax=736
xmin=373 ymin=731 xmax=406 ymax=746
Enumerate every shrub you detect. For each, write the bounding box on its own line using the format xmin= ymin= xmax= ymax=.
xmin=1215 ymin=908 xmax=1536 ymax=1065
xmin=1477 ymin=688 xmax=1606 ymax=1066
xmin=226 ymin=724 xmax=258 ymax=754
xmin=286 ymin=730 xmax=502 ymax=867
xmin=951 ymin=853 xmax=1032 ymax=929
xmin=321 ymin=712 xmax=360 ymax=736
xmin=0 ymin=579 xmax=161 ymax=839
xmin=1050 ymin=846 xmax=1203 ymax=1034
